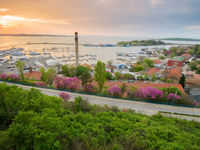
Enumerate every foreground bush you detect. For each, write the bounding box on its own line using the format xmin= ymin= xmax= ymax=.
xmin=107 ymin=85 xmax=121 ymax=97
xmin=135 ymin=86 xmax=164 ymax=100
xmin=59 ymin=92 xmax=71 ymax=101
xmin=53 ymin=76 xmax=81 ymax=91
xmin=0 ymin=83 xmax=200 ymax=150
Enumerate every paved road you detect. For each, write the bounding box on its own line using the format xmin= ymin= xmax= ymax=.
xmin=1 ymin=81 xmax=200 ymax=121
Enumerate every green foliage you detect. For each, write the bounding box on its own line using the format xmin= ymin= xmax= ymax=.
xmin=159 ymin=56 xmax=165 ymax=60
xmin=194 ymin=44 xmax=200 ymax=55
xmin=61 ymin=65 xmax=76 ymax=77
xmin=123 ymin=73 xmax=134 ymax=80
xmin=117 ymin=40 xmax=166 ymax=46
xmin=179 ymin=74 xmax=186 ymax=88
xmin=76 ymin=65 xmax=92 ymax=91
xmin=144 ymin=58 xmax=154 ymax=67
xmin=129 ymin=65 xmax=145 ymax=72
xmin=152 ymin=74 xmax=157 ymax=82
xmin=106 ymin=71 xmax=113 ymax=81
xmin=0 ymin=83 xmax=200 ymax=150
xmin=120 ymin=83 xmax=127 ymax=96
xmin=16 ymin=60 xmax=25 ymax=81
xmin=188 ymin=61 xmax=200 ymax=74
xmin=94 ymin=61 xmax=106 ymax=95
xmin=160 ymin=87 xmax=182 ymax=96
xmin=114 ymin=72 xmax=121 ymax=80
xmin=40 ymin=68 xmax=56 ymax=85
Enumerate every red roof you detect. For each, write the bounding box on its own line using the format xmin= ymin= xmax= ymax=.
xmin=24 ymin=71 xmax=42 ymax=81
xmin=146 ymin=68 xmax=161 ymax=76
xmin=153 ymin=60 xmax=162 ymax=64
xmin=167 ymin=67 xmax=181 ymax=80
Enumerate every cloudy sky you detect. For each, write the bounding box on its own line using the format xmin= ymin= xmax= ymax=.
xmin=0 ymin=0 xmax=200 ymax=37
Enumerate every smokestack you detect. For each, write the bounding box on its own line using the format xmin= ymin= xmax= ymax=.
xmin=75 ymin=32 xmax=79 ymax=67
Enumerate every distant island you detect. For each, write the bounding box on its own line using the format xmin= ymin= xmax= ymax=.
xmin=0 ymin=34 xmax=70 ymax=37
xmin=117 ymin=40 xmax=167 ymax=46
xmin=161 ymin=38 xmax=200 ymax=41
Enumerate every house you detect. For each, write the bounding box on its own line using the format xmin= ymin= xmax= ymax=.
xmin=146 ymin=67 xmax=161 ymax=76
xmin=167 ymin=67 xmax=181 ymax=81
xmin=24 ymin=71 xmax=42 ymax=80
xmin=186 ymin=73 xmax=200 ymax=87
xmin=167 ymin=56 xmax=185 ymax=67
xmin=153 ymin=60 xmax=163 ymax=68
xmin=181 ymin=53 xmax=192 ymax=62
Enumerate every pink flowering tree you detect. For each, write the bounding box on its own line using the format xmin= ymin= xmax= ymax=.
xmin=107 ymin=85 xmax=122 ymax=97
xmin=85 ymin=83 xmax=96 ymax=93
xmin=135 ymin=86 xmax=164 ymax=100
xmin=59 ymin=92 xmax=71 ymax=101
xmin=9 ymin=74 xmax=20 ymax=81
xmin=54 ymin=77 xmax=81 ymax=91
xmin=0 ymin=74 xmax=8 ymax=80
xmin=166 ymin=93 xmax=181 ymax=101
xmin=35 ymin=81 xmax=45 ymax=87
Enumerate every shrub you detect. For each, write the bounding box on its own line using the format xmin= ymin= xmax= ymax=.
xmin=54 ymin=77 xmax=81 ymax=91
xmin=0 ymin=74 xmax=8 ymax=80
xmin=120 ymin=83 xmax=127 ymax=96
xmin=179 ymin=95 xmax=199 ymax=106
xmin=85 ymin=83 xmax=96 ymax=93
xmin=34 ymin=81 xmax=45 ymax=87
xmin=123 ymin=73 xmax=134 ymax=80
xmin=9 ymin=74 xmax=20 ymax=81
xmin=107 ymin=85 xmax=121 ymax=97
xmin=160 ymin=87 xmax=182 ymax=96
xmin=129 ymin=65 xmax=145 ymax=72
xmin=114 ymin=72 xmax=122 ymax=80
xmin=135 ymin=86 xmax=164 ymax=100
xmin=166 ymin=93 xmax=181 ymax=103
xmin=127 ymin=90 xmax=135 ymax=99
xmin=59 ymin=92 xmax=71 ymax=101
xmin=40 ymin=68 xmax=56 ymax=85
xmin=106 ymin=71 xmax=113 ymax=81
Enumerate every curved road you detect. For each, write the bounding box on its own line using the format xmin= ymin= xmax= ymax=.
xmin=1 ymin=81 xmax=200 ymax=121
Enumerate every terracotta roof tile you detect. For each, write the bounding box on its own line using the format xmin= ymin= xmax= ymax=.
xmin=24 ymin=71 xmax=42 ymax=81
xmin=146 ymin=68 xmax=161 ymax=76
xmin=167 ymin=67 xmax=181 ymax=80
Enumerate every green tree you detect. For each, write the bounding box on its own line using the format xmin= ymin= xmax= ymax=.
xmin=189 ymin=61 xmax=198 ymax=70
xmin=123 ymin=73 xmax=134 ymax=80
xmin=16 ymin=60 xmax=25 ymax=81
xmin=130 ymin=65 xmax=145 ymax=72
xmin=144 ymin=58 xmax=154 ymax=67
xmin=115 ymin=72 xmax=121 ymax=80
xmin=94 ymin=61 xmax=106 ymax=95
xmin=76 ymin=65 xmax=92 ymax=91
xmin=179 ymin=74 xmax=186 ymax=88
xmin=106 ymin=71 xmax=113 ymax=81
xmin=194 ymin=44 xmax=200 ymax=55
xmin=61 ymin=65 xmax=76 ymax=77
xmin=40 ymin=68 xmax=56 ymax=85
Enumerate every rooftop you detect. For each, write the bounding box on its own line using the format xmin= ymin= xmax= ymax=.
xmin=167 ymin=67 xmax=181 ymax=80
xmin=172 ymin=56 xmax=185 ymax=62
xmin=24 ymin=71 xmax=42 ymax=81
xmin=146 ymin=67 xmax=161 ymax=76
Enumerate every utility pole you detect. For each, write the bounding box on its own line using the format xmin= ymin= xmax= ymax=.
xmin=75 ymin=32 xmax=79 ymax=67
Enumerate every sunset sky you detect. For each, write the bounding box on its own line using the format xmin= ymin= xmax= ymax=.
xmin=0 ymin=0 xmax=200 ymax=37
